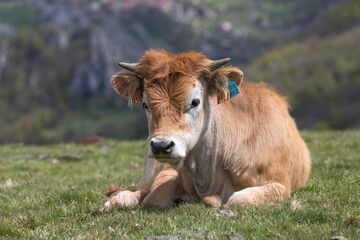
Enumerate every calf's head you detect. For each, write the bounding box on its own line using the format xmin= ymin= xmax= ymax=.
xmin=111 ymin=50 xmax=243 ymax=167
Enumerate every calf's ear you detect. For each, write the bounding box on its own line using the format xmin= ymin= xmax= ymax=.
xmin=208 ymin=67 xmax=243 ymax=104
xmin=110 ymin=72 xmax=144 ymax=104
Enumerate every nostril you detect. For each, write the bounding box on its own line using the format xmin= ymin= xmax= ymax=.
xmin=166 ymin=141 xmax=175 ymax=151
xmin=150 ymin=140 xmax=159 ymax=154
xmin=150 ymin=140 xmax=155 ymax=149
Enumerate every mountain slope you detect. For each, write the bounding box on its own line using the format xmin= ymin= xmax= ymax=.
xmin=0 ymin=0 xmax=359 ymax=143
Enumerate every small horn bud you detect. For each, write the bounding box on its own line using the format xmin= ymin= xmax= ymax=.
xmin=210 ymin=58 xmax=230 ymax=71
xmin=118 ymin=62 xmax=137 ymax=73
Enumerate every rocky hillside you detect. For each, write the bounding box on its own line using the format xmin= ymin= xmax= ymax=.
xmin=0 ymin=0 xmax=359 ymax=143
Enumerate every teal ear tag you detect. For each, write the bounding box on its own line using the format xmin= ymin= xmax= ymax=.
xmin=217 ymin=78 xmax=240 ymax=104
xmin=227 ymin=79 xmax=240 ymax=99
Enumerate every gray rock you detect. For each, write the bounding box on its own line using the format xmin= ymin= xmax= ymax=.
xmin=0 ymin=40 xmax=9 ymax=85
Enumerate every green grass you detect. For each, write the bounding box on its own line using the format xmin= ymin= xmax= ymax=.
xmin=0 ymin=131 xmax=359 ymax=239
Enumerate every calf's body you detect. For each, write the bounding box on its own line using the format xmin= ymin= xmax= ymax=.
xmin=104 ymin=50 xmax=310 ymax=208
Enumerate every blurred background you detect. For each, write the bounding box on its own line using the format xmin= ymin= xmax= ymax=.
xmin=0 ymin=0 xmax=359 ymax=144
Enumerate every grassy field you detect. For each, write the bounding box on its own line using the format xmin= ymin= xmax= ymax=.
xmin=0 ymin=131 xmax=359 ymax=239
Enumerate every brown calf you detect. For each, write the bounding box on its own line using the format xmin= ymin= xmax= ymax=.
xmin=104 ymin=49 xmax=311 ymax=208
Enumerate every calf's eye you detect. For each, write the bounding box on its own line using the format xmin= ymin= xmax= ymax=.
xmin=191 ymin=99 xmax=200 ymax=108
xmin=142 ymin=103 xmax=148 ymax=109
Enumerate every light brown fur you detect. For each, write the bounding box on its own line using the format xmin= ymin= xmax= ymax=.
xmin=104 ymin=50 xmax=311 ymax=209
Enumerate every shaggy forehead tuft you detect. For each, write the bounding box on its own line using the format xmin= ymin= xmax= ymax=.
xmin=137 ymin=50 xmax=209 ymax=119
xmin=136 ymin=49 xmax=211 ymax=80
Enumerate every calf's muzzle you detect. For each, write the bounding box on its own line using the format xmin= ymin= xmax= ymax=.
xmin=150 ymin=138 xmax=175 ymax=155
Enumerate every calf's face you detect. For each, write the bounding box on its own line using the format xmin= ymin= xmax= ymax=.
xmin=143 ymin=76 xmax=206 ymax=167
xmin=110 ymin=50 xmax=243 ymax=168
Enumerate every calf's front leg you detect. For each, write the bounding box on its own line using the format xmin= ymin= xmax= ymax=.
xmin=143 ymin=168 xmax=180 ymax=208
xmin=143 ymin=167 xmax=198 ymax=208
xmin=225 ymin=183 xmax=290 ymax=206
xmin=103 ymin=156 xmax=165 ymax=209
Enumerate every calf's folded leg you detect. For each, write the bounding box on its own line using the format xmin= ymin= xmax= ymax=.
xmin=143 ymin=168 xmax=180 ymax=208
xmin=225 ymin=183 xmax=290 ymax=206
xmin=104 ymin=190 xmax=142 ymax=208
xmin=103 ymin=157 xmax=166 ymax=209
xmin=203 ymin=195 xmax=222 ymax=208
